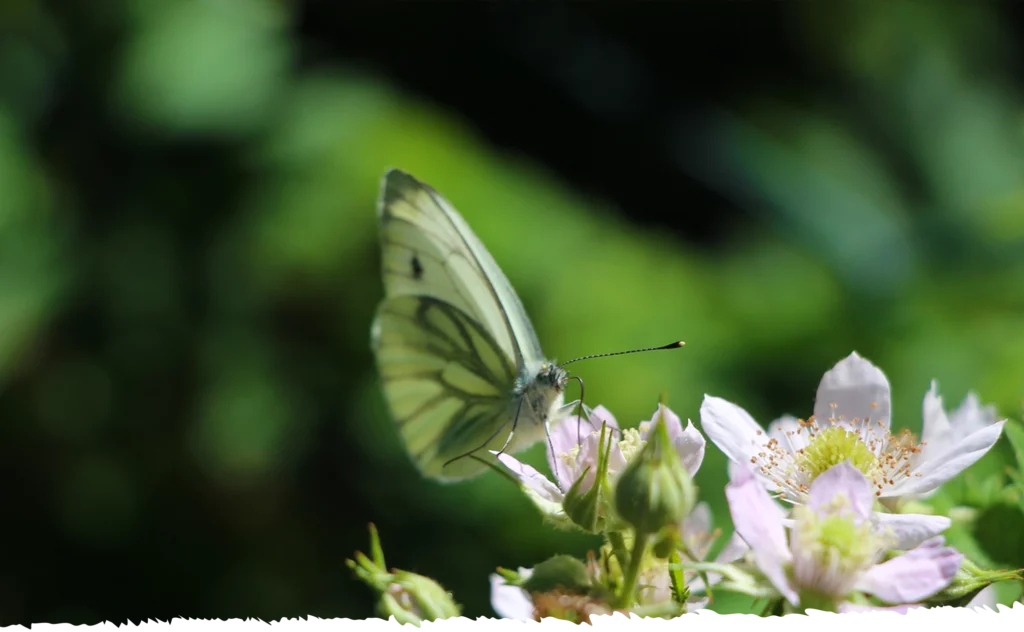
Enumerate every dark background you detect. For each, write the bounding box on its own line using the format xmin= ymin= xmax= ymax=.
xmin=2 ymin=0 xmax=1024 ymax=624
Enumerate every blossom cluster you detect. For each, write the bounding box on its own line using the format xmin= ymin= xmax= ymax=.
xmin=352 ymin=352 xmax=1022 ymax=623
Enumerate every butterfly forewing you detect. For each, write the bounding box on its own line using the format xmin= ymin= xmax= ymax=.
xmin=373 ymin=170 xmax=559 ymax=481
xmin=378 ymin=170 xmax=546 ymax=367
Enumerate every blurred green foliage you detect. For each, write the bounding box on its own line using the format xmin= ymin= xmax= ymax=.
xmin=1 ymin=0 xmax=1023 ymax=623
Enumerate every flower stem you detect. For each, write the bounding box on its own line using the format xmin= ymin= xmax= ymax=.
xmin=608 ymin=531 xmax=629 ymax=580
xmin=616 ymin=531 xmax=649 ymax=608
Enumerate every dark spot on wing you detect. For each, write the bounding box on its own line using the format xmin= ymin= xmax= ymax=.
xmin=411 ymin=255 xmax=424 ymax=280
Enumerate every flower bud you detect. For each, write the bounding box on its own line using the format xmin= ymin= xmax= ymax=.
xmin=519 ymin=555 xmax=592 ymax=595
xmin=377 ymin=570 xmax=462 ymax=624
xmin=614 ymin=412 xmax=697 ymax=536
xmin=348 ymin=524 xmax=461 ymax=625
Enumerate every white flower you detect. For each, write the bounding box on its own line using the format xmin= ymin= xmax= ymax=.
xmin=701 ymin=352 xmax=1004 ymax=532
xmin=489 ymin=568 xmax=535 ymax=620
xmin=725 ymin=461 xmax=962 ymax=611
xmin=497 ymin=403 xmax=705 ymax=525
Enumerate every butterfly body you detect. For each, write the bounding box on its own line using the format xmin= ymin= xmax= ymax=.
xmin=371 ymin=169 xmax=573 ymax=481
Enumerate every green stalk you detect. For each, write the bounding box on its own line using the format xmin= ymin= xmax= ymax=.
xmin=616 ymin=532 xmax=649 ymax=608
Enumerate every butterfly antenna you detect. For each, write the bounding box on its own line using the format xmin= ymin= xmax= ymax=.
xmin=560 ymin=341 xmax=683 ymax=443
xmin=558 ymin=340 xmax=685 ymax=367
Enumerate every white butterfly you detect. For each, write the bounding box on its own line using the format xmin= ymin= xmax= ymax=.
xmin=370 ymin=169 xmax=576 ymax=481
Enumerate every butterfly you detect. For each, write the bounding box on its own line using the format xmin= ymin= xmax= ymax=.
xmin=370 ymin=169 xmax=577 ymax=481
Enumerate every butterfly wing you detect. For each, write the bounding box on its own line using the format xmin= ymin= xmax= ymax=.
xmin=376 ymin=169 xmax=545 ymax=366
xmin=372 ymin=169 xmax=553 ymax=480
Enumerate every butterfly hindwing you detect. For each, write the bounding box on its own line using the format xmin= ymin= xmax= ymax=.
xmin=372 ymin=295 xmax=518 ymax=480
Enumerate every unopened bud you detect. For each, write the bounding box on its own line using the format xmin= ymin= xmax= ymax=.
xmin=614 ymin=412 xmax=697 ymax=536
xmin=348 ymin=524 xmax=461 ymax=625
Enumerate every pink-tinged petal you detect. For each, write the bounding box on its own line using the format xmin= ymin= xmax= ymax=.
xmin=838 ymin=603 xmax=921 ymax=614
xmin=872 ymin=513 xmax=951 ymax=550
xmin=640 ymin=404 xmax=681 ymax=442
xmin=490 ymin=571 xmax=535 ymax=620
xmin=889 ymin=420 xmax=1007 ymax=497
xmin=676 ymin=419 xmax=706 ymax=476
xmin=813 ymin=352 xmax=892 ymax=434
xmin=567 ymin=429 xmax=626 ymax=494
xmin=725 ymin=459 xmax=747 ymax=481
xmin=725 ymin=464 xmax=797 ymax=604
xmin=497 ymin=454 xmax=564 ymax=504
xmin=700 ymin=395 xmax=767 ymax=466
xmin=546 ymin=405 xmax=624 ymax=492
xmin=807 ymin=462 xmax=873 ymax=522
xmin=589 ymin=405 xmax=620 ymax=432
xmin=546 ymin=420 xmax=580 ymax=486
xmin=967 ymin=585 xmax=999 ymax=611
xmin=768 ymin=415 xmax=810 ymax=451
xmin=715 ymin=532 xmax=750 ymax=564
xmin=605 ymin=438 xmax=627 ymax=478
xmin=855 ymin=537 xmax=962 ymax=604
xmin=681 ymin=502 xmax=712 ymax=543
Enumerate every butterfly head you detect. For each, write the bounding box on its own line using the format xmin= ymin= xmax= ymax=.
xmin=536 ymin=362 xmax=570 ymax=393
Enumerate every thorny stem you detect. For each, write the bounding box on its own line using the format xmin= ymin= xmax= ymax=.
xmin=616 ymin=532 xmax=649 ymax=609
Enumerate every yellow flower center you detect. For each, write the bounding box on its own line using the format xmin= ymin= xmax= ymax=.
xmin=797 ymin=427 xmax=878 ymax=480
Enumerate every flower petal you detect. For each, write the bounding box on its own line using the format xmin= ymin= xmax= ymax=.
xmin=546 ymin=404 xmax=625 ymax=492
xmin=490 ymin=572 xmax=535 ymax=620
xmin=855 ymin=537 xmax=962 ymax=604
xmin=725 ymin=464 xmax=797 ymax=605
xmin=700 ymin=395 xmax=767 ymax=465
xmin=546 ymin=413 xmax=586 ymax=486
xmin=807 ymin=462 xmax=873 ymax=522
xmin=967 ymin=584 xmax=999 ymax=611
xmin=889 ymin=420 xmax=1006 ymax=496
xmin=920 ymin=382 xmax=952 ymax=452
xmin=902 ymin=385 xmax=1004 ymax=498
xmin=692 ymin=531 xmax=750 ymax=589
xmin=767 ymin=415 xmax=810 ymax=451
xmin=497 ymin=453 xmax=564 ymax=509
xmin=497 ymin=454 xmax=562 ymax=502
xmin=676 ymin=419 xmax=706 ymax=476
xmin=838 ymin=603 xmax=921 ymax=614
xmin=813 ymin=352 xmax=892 ymax=433
xmin=950 ymin=393 xmax=999 ymax=435
xmin=590 ymin=404 xmax=620 ymax=431
xmin=681 ymin=501 xmax=712 ymax=544
xmin=640 ymin=404 xmax=680 ymax=442
xmin=871 ymin=512 xmax=951 ymax=550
